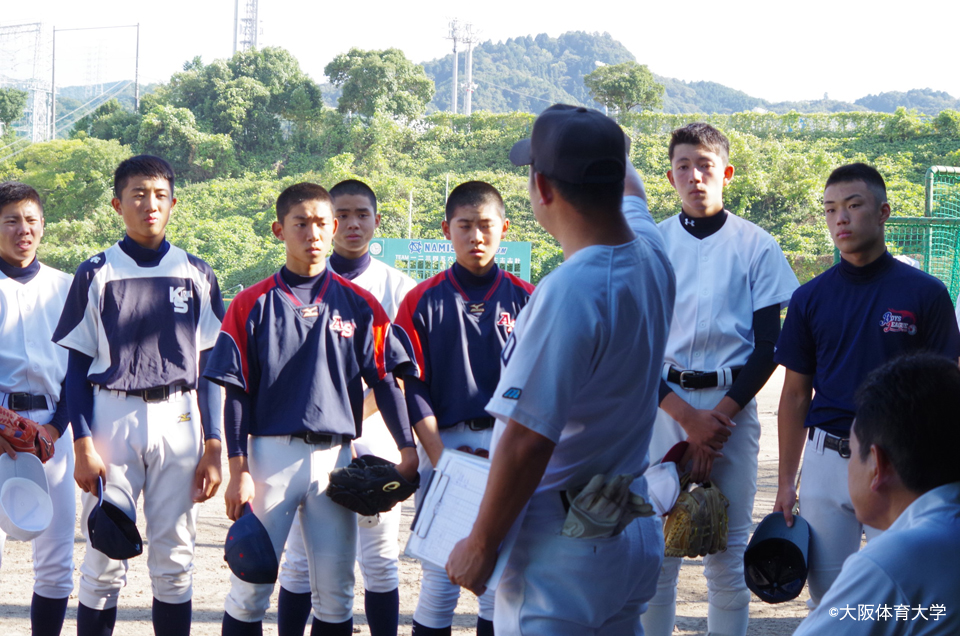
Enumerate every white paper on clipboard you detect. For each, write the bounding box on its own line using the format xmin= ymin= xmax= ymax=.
xmin=405 ymin=448 xmax=519 ymax=591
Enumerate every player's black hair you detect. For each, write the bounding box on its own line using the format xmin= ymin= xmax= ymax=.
xmin=445 ymin=181 xmax=505 ymax=222
xmin=276 ymin=182 xmax=333 ymax=224
xmin=113 ymin=155 xmax=176 ymax=199
xmin=825 ymin=163 xmax=888 ymax=205
xmin=853 ymin=352 xmax=960 ymax=493
xmin=668 ymin=123 xmax=730 ymax=165
xmin=0 ymin=181 xmax=43 ymax=216
xmin=330 ymin=179 xmax=377 ymax=214
xmin=544 ymin=176 xmax=625 ymax=218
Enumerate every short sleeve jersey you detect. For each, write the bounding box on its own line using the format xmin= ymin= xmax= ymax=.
xmin=393 ymin=264 xmax=534 ymax=428
xmin=659 ymin=212 xmax=799 ymax=371
xmin=203 ymin=269 xmax=414 ymax=438
xmin=775 ymin=252 xmax=960 ymax=436
xmin=332 ymin=256 xmax=417 ymax=321
xmin=53 ymin=242 xmax=224 ymax=390
xmin=486 ymin=196 xmax=676 ymax=493
xmin=1 ymin=264 xmax=72 ymax=401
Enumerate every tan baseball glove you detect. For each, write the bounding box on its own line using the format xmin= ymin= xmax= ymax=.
xmin=0 ymin=406 xmax=55 ymax=463
xmin=663 ymin=474 xmax=729 ymax=558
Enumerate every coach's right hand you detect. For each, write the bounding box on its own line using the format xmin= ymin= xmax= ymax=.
xmin=773 ymin=483 xmax=798 ymax=528
xmin=225 ymin=456 xmax=256 ymax=521
xmin=73 ymin=436 xmax=107 ymax=493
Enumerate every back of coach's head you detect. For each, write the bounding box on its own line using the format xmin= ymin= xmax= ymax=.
xmin=509 ymin=104 xmax=625 ymax=217
xmin=854 ymin=352 xmax=960 ymax=494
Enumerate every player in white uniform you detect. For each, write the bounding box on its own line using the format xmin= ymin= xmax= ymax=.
xmin=277 ymin=180 xmax=416 ymax=636
xmin=447 ymin=104 xmax=676 ymax=635
xmin=53 ymin=156 xmax=224 ymax=636
xmin=0 ymin=182 xmax=74 ymax=636
xmin=641 ymin=124 xmax=799 ymax=636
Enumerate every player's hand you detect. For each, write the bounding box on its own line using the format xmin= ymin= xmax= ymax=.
xmin=680 ymin=408 xmax=734 ymax=451
xmin=395 ymin=446 xmax=419 ymax=483
xmin=773 ymin=483 xmax=798 ymax=527
xmin=193 ymin=439 xmax=223 ymax=503
xmin=73 ymin=436 xmax=107 ymax=494
xmin=41 ymin=424 xmax=61 ymax=444
xmin=224 ymin=460 xmax=255 ymax=521
xmin=446 ymin=533 xmax=496 ymax=596
xmin=684 ymin=441 xmax=721 ymax=484
xmin=0 ymin=435 xmax=17 ymax=459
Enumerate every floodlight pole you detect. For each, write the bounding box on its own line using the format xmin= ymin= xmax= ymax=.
xmin=50 ymin=26 xmax=56 ymax=139
xmin=135 ymin=24 xmax=140 ymax=112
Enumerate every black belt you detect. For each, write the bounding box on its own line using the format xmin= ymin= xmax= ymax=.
xmin=291 ymin=431 xmax=336 ymax=445
xmin=7 ymin=393 xmax=49 ymax=411
xmin=666 ymin=366 xmax=741 ymax=390
xmin=461 ymin=417 xmax=495 ymax=431
xmin=116 ymin=386 xmax=190 ymax=403
xmin=808 ymin=427 xmax=851 ymax=459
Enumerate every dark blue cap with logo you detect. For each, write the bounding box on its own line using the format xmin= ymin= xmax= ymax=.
xmin=224 ymin=503 xmax=278 ymax=585
xmin=744 ymin=511 xmax=810 ymax=603
xmin=88 ymin=476 xmax=143 ymax=560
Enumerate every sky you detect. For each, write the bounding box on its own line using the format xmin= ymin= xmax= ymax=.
xmin=2 ymin=0 xmax=958 ymax=105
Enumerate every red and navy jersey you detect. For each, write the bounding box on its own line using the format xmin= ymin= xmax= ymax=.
xmin=203 ymin=269 xmax=415 ymax=438
xmin=394 ymin=263 xmax=534 ymax=428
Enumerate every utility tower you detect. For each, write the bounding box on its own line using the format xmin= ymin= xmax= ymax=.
xmin=0 ymin=22 xmax=52 ymax=143
xmin=234 ymin=0 xmax=260 ymax=53
xmin=445 ymin=19 xmax=461 ymax=114
xmin=462 ymin=23 xmax=478 ymax=116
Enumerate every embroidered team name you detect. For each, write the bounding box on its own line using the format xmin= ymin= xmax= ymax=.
xmin=169 ymin=286 xmax=193 ymax=314
xmin=330 ymin=315 xmax=356 ymax=338
xmin=497 ymin=312 xmax=516 ymax=333
xmin=879 ymin=309 xmax=917 ymax=335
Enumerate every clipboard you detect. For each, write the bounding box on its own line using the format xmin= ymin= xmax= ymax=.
xmin=405 ymin=448 xmax=519 ymax=590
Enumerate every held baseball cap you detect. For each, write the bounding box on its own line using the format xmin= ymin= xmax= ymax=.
xmin=224 ymin=503 xmax=278 ymax=584
xmin=509 ymin=104 xmax=627 ymax=184
xmin=0 ymin=453 xmax=53 ymax=541
xmin=88 ymin=476 xmax=143 ymax=560
xmin=744 ymin=511 xmax=811 ymax=603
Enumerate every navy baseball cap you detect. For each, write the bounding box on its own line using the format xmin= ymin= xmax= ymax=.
xmin=509 ymin=104 xmax=627 ymax=184
xmin=224 ymin=503 xmax=278 ymax=584
xmin=88 ymin=477 xmax=143 ymax=560
xmin=744 ymin=511 xmax=810 ymax=603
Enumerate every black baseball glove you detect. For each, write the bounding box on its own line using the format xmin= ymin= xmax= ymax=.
xmin=325 ymin=454 xmax=419 ymax=516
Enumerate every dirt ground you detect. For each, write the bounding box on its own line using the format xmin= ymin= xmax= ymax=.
xmin=0 ymin=367 xmax=808 ymax=635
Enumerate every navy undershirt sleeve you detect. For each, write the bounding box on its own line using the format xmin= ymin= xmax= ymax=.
xmin=725 ymin=303 xmax=782 ymax=408
xmin=373 ymin=376 xmax=415 ymax=449
xmin=197 ymin=349 xmax=222 ymax=442
xmin=66 ymin=350 xmax=94 ymax=440
xmin=224 ymin=383 xmax=250 ymax=458
xmin=47 ymin=380 xmax=69 ymax=436
xmin=404 ymin=376 xmax=435 ymax=425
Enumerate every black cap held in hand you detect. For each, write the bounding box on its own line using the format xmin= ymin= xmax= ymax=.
xmin=509 ymin=104 xmax=627 ymax=184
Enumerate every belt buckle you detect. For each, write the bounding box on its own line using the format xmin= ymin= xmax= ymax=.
xmin=143 ymin=387 xmax=169 ymax=403
xmin=304 ymin=432 xmax=333 ymax=445
xmin=838 ymin=438 xmax=851 ymax=459
xmin=8 ymin=393 xmax=29 ymax=411
xmin=678 ymin=370 xmax=701 ymax=390
xmin=467 ymin=418 xmax=492 ymax=431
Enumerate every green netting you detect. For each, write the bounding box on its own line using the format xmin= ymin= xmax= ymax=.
xmin=884 ymin=217 xmax=960 ymax=302
xmin=926 ymin=166 xmax=960 ymax=220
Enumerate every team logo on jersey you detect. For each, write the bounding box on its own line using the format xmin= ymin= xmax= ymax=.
xmin=169 ymin=286 xmax=193 ymax=314
xmin=177 ymin=413 xmax=191 ymax=423
xmin=330 ymin=315 xmax=356 ymax=338
xmin=684 ymin=217 xmax=695 ymax=227
xmin=497 ymin=312 xmax=516 ymax=333
xmin=89 ymin=255 xmax=101 ymax=264
xmin=502 ymin=387 xmax=522 ymax=400
xmin=879 ymin=309 xmax=917 ymax=335
xmin=469 ymin=302 xmax=485 ymax=316
xmin=300 ymin=305 xmax=320 ymax=318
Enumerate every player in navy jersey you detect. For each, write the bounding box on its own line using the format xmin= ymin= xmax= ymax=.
xmin=393 ymin=181 xmax=534 ymax=636
xmin=773 ymin=163 xmax=960 ymax=608
xmin=53 ymin=155 xmax=224 ymax=636
xmin=203 ymin=182 xmax=418 ymax=636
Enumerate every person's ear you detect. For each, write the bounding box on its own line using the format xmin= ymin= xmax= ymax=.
xmin=533 ymin=172 xmax=554 ymax=206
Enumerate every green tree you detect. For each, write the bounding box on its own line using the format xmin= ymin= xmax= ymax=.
xmin=138 ymin=105 xmax=238 ymax=181
xmin=325 ymin=48 xmax=434 ymax=121
xmin=71 ymin=99 xmax=141 ymax=146
xmin=584 ymin=61 xmax=664 ymax=118
xmin=0 ymin=88 xmax=29 ymax=139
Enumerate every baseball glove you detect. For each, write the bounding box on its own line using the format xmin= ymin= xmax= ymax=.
xmin=663 ymin=475 xmax=729 ymax=558
xmin=0 ymin=406 xmax=55 ymax=463
xmin=325 ymin=455 xmax=419 ymax=516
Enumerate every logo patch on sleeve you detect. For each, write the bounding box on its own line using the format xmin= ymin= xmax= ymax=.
xmin=879 ymin=309 xmax=917 ymax=335
xmin=502 ymin=387 xmax=522 ymax=400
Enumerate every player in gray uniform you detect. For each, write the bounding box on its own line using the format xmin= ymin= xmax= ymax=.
xmin=447 ymin=104 xmax=676 ymax=635
xmin=0 ymin=182 xmax=74 ymax=636
xmin=277 ymin=180 xmax=416 ymax=636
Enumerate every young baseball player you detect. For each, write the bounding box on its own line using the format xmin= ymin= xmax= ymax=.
xmin=203 ymin=182 xmax=418 ymax=636
xmin=276 ymin=179 xmax=417 ymax=636
xmin=773 ymin=163 xmax=960 ymax=607
xmin=795 ymin=353 xmax=960 ymax=635
xmin=0 ymin=182 xmax=74 ymax=636
xmin=446 ymin=104 xmax=675 ymax=635
xmin=53 ymin=155 xmax=225 ymax=636
xmin=393 ymin=180 xmax=534 ymax=636
xmin=641 ymin=123 xmax=799 ymax=636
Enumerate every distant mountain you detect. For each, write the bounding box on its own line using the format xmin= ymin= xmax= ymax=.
xmin=855 ymin=89 xmax=960 ymax=114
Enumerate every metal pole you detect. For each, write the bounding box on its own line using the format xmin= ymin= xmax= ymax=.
xmin=51 ymin=26 xmax=56 ymax=140
xmin=408 ymin=191 xmax=413 ymax=239
xmin=233 ymin=0 xmax=239 ymax=54
xmin=134 ymin=24 xmax=140 ymax=112
xmin=445 ymin=174 xmax=449 ymax=203
xmin=464 ymin=40 xmax=473 ymax=116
